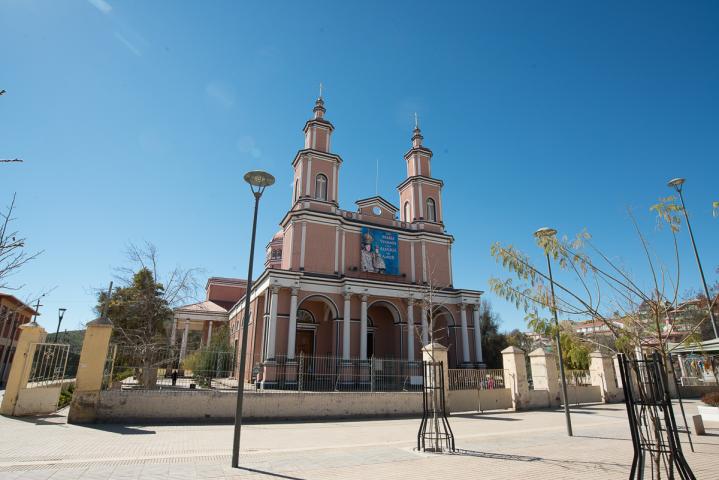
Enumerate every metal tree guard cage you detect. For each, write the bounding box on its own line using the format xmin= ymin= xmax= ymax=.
xmin=617 ymin=352 xmax=696 ymax=480
xmin=417 ymin=360 xmax=455 ymax=453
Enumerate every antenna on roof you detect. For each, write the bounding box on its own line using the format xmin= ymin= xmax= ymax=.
xmin=375 ymin=159 xmax=379 ymax=196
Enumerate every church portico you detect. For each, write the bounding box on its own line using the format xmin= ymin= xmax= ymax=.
xmin=228 ymin=268 xmax=481 ymax=380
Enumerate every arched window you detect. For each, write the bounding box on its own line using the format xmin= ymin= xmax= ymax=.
xmin=426 ymin=198 xmax=437 ymax=222
xmin=315 ymin=174 xmax=328 ymax=201
xmin=294 ymin=179 xmax=299 ymax=202
xmin=404 ymin=202 xmax=411 ymax=222
xmin=297 ymin=309 xmax=315 ymax=324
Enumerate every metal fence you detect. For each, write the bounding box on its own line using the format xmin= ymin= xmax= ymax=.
xmin=255 ymin=355 xmax=423 ymax=392
xmin=564 ymin=369 xmax=592 ymax=386
xmin=26 ymin=343 xmax=70 ymax=388
xmin=104 ymin=345 xmax=237 ymax=390
xmin=447 ymin=368 xmax=506 ymax=391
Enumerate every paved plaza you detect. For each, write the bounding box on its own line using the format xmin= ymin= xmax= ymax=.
xmin=0 ymin=399 xmax=717 ymax=479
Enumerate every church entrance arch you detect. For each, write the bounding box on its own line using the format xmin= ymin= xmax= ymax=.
xmin=296 ymin=295 xmax=337 ymax=357
xmin=428 ymin=305 xmax=458 ymax=368
xmin=367 ymin=300 xmax=402 ymax=359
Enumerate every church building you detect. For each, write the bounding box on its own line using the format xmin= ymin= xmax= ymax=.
xmin=173 ymin=94 xmax=484 ymax=383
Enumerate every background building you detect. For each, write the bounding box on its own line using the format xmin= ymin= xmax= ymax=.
xmin=0 ymin=293 xmax=38 ymax=385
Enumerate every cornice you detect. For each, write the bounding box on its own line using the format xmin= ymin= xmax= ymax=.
xmin=291 ymin=149 xmax=343 ymax=167
xmin=278 ymin=207 xmax=454 ymax=242
xmin=403 ymin=145 xmax=433 ymax=159
xmin=396 ymin=175 xmax=444 ymax=191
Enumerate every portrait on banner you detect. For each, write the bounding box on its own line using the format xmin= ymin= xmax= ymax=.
xmin=360 ymin=227 xmax=399 ymax=275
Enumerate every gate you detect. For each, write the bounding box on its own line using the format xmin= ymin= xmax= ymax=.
xmin=26 ymin=343 xmax=70 ymax=388
xmin=0 ymin=341 xmax=72 ymax=416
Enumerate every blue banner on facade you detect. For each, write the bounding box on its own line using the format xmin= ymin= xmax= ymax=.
xmin=360 ymin=227 xmax=399 ymax=275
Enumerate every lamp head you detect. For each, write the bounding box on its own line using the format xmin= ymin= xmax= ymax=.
xmin=243 ymin=170 xmax=275 ymax=196
xmin=534 ymin=227 xmax=558 ymax=238
xmin=667 ymin=177 xmax=685 ymax=191
xmin=59 ymin=308 xmax=67 ymax=318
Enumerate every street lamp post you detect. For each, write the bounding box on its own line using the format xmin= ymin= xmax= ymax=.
xmin=668 ymin=178 xmax=719 ymax=339
xmin=55 ymin=308 xmax=67 ymax=340
xmin=232 ymin=170 xmax=275 ymax=469
xmin=534 ymin=227 xmax=573 ymax=437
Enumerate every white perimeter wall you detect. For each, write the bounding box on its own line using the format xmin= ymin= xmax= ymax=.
xmin=97 ymin=390 xmax=423 ymax=422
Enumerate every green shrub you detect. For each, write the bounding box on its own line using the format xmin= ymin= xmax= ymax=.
xmin=112 ymin=368 xmax=134 ymax=382
xmin=701 ymin=392 xmax=719 ymax=407
xmin=57 ymin=383 xmax=75 ymax=409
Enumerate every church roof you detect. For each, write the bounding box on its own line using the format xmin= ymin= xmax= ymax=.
xmin=174 ymin=300 xmax=228 ymax=314
xmin=355 ymin=196 xmax=399 ymax=214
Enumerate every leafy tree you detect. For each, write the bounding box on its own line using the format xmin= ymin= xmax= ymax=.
xmin=99 ymin=268 xmax=173 ymax=345
xmin=559 ymin=330 xmax=590 ymax=370
xmin=183 ymin=324 xmax=235 ymax=387
xmin=478 ymin=301 xmax=507 ymax=368
xmin=505 ymin=328 xmax=535 ymax=354
xmin=97 ymin=267 xmax=173 ymax=388
xmin=488 ymin=195 xmax=709 ymax=476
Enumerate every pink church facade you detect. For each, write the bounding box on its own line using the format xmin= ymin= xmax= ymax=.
xmin=174 ymin=95 xmax=484 ymax=384
xmin=225 ymin=95 xmax=484 ymax=383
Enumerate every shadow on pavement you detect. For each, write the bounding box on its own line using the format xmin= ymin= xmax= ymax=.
xmin=450 ymin=413 xmax=521 ymax=421
xmin=574 ymin=434 xmax=630 ymax=442
xmin=80 ymin=424 xmax=156 ymax=435
xmin=235 ymin=466 xmax=305 ymax=479
xmin=453 ymin=449 xmax=541 ymax=462
xmin=2 ymin=413 xmax=68 ymax=426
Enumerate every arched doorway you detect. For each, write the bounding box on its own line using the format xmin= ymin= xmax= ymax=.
xmin=367 ymin=300 xmax=402 ymax=359
xmin=295 ymin=295 xmax=337 ymax=358
xmin=427 ymin=305 xmax=458 ymax=368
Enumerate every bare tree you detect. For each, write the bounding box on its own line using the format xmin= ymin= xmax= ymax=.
xmin=114 ymin=241 xmax=202 ymax=308
xmin=99 ymin=242 xmax=203 ymax=388
xmin=414 ymin=257 xmax=455 ymax=453
xmin=0 ymin=194 xmax=41 ymax=290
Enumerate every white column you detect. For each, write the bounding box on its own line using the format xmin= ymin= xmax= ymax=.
xmin=266 ymin=287 xmax=279 ymax=359
xmin=170 ymin=318 xmax=177 ymax=346
xmin=421 ymin=307 xmax=428 ymax=345
xmin=207 ymin=321 xmax=213 ymax=346
xmin=287 ymin=288 xmax=299 ymax=360
xmin=360 ymin=295 xmax=368 ymax=360
xmin=460 ymin=304 xmax=470 ymax=364
xmin=343 ymin=293 xmax=352 ymax=360
xmin=407 ymin=299 xmax=415 ymax=361
xmin=179 ymin=320 xmax=190 ymax=361
xmin=473 ymin=304 xmax=483 ymax=364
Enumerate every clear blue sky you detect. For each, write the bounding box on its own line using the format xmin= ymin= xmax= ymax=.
xmin=2 ymin=1 xmax=718 ymax=333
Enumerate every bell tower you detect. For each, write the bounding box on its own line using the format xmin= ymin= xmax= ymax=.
xmin=397 ymin=116 xmax=444 ymax=228
xmin=291 ymin=87 xmax=342 ymax=207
